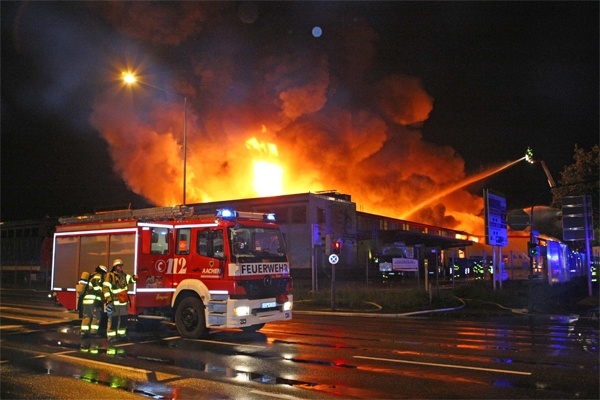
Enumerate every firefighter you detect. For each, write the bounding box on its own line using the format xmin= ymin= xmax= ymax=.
xmin=80 ymin=265 xmax=107 ymax=338
xmin=103 ymin=259 xmax=137 ymax=342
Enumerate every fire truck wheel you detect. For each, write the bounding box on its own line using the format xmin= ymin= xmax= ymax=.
xmin=241 ymin=323 xmax=265 ymax=332
xmin=175 ymin=296 xmax=208 ymax=339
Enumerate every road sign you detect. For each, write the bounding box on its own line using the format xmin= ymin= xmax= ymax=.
xmin=507 ymin=209 xmax=530 ymax=231
xmin=562 ymin=195 xmax=594 ymax=241
xmin=392 ymin=258 xmax=419 ymax=271
xmin=328 ymin=254 xmax=339 ymax=264
xmin=484 ymin=189 xmax=508 ymax=246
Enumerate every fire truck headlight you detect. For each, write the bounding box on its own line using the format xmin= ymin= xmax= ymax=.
xmin=283 ymin=301 xmax=292 ymax=311
xmin=234 ymin=306 xmax=250 ymax=316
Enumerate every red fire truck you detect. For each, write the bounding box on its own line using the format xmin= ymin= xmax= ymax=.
xmin=51 ymin=206 xmax=293 ymax=338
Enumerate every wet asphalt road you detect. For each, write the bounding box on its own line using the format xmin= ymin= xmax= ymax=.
xmin=1 ymin=289 xmax=598 ymax=399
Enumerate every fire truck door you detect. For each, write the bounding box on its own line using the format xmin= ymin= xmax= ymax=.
xmin=139 ymin=226 xmax=172 ymax=290
xmin=192 ymin=228 xmax=225 ymax=279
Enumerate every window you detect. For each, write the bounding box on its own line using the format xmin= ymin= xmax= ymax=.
xmin=229 ymin=226 xmax=288 ymax=262
xmin=176 ymin=228 xmax=191 ymax=255
xmin=151 ymin=227 xmax=169 ymax=254
xmin=197 ymin=229 xmax=224 ymax=258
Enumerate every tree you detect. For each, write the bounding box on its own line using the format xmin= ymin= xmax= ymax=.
xmin=551 ymin=144 xmax=599 ymax=245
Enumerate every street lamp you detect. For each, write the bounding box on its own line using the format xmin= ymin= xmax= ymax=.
xmin=122 ymin=72 xmax=188 ymax=205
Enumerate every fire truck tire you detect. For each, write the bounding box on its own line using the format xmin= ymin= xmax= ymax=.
xmin=241 ymin=323 xmax=265 ymax=332
xmin=175 ymin=296 xmax=208 ymax=339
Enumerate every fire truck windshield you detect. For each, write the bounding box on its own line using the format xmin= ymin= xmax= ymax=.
xmin=229 ymin=226 xmax=287 ymax=262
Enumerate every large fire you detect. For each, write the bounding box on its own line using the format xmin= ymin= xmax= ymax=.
xmin=89 ymin=2 xmax=488 ymax=235
xmin=246 ymin=135 xmax=284 ymax=197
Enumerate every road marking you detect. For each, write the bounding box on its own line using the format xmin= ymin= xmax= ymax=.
xmin=353 ymin=355 xmax=532 ymax=376
xmin=0 ymin=315 xmax=54 ymax=324
xmin=0 ymin=325 xmax=24 ymax=330
xmin=249 ymin=390 xmax=298 ymax=399
xmin=192 ymin=338 xmax=265 ymax=349
xmin=55 ymin=353 xmax=153 ymax=374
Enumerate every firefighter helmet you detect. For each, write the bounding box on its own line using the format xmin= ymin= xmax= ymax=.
xmin=96 ymin=265 xmax=107 ymax=273
xmin=112 ymin=259 xmax=124 ymax=268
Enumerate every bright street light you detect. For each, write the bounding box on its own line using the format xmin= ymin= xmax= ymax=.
xmin=122 ymin=72 xmax=188 ymax=205
xmin=123 ymin=72 xmax=136 ymax=84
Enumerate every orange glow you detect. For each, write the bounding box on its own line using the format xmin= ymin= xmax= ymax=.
xmin=246 ymin=135 xmax=284 ymax=197
xmin=122 ymin=72 xmax=136 ymax=84
xmin=356 ymin=365 xmax=487 ymax=385
xmin=94 ymin=64 xmax=499 ymax=235
xmin=253 ymin=161 xmax=283 ymax=196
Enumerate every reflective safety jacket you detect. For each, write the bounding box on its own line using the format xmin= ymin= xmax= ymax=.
xmin=82 ymin=272 xmax=104 ymax=307
xmin=103 ymin=270 xmax=136 ymax=306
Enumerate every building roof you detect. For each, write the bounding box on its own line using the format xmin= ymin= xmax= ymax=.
xmin=357 ymin=211 xmax=475 ymax=250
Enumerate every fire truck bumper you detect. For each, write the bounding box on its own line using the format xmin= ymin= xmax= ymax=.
xmin=206 ymin=295 xmax=293 ymax=328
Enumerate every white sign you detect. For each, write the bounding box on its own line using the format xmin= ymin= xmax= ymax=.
xmin=392 ymin=258 xmax=419 ymax=271
xmin=328 ymin=254 xmax=339 ymax=264
xmin=228 ymin=262 xmax=290 ymax=277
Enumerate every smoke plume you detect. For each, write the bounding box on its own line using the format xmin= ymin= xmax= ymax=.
xmin=89 ymin=2 xmax=485 ymax=233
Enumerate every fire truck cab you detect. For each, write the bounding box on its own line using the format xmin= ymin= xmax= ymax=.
xmin=51 ymin=206 xmax=293 ymax=338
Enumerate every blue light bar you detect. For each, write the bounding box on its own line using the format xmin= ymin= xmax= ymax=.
xmin=264 ymin=213 xmax=276 ymax=222
xmin=216 ymin=209 xmax=277 ymax=222
xmin=216 ymin=209 xmax=236 ymax=219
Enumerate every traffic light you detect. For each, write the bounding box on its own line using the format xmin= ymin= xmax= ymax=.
xmin=332 ymin=240 xmax=341 ymax=254
xmin=528 ymin=242 xmax=539 ymax=256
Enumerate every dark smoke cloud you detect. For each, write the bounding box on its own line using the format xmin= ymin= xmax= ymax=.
xmin=90 ymin=2 xmax=220 ymax=46
xmin=27 ymin=2 xmax=482 ymax=232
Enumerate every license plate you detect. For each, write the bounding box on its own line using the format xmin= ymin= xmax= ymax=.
xmin=261 ymin=301 xmax=276 ymax=308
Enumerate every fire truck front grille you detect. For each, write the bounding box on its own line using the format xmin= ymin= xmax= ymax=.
xmin=237 ymin=278 xmax=290 ymax=300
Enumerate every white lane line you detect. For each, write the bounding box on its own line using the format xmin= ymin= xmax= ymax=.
xmin=190 ymin=339 xmax=265 ymax=349
xmin=54 ymin=353 xmax=153 ymax=374
xmin=0 ymin=325 xmax=24 ymax=330
xmin=6 ymin=343 xmax=152 ymax=375
xmin=248 ymin=390 xmax=298 ymax=399
xmin=0 ymin=315 xmax=54 ymax=324
xmin=353 ymin=355 xmax=532 ymax=376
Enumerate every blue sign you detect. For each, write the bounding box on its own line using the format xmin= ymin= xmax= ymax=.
xmin=484 ymin=189 xmax=508 ymax=247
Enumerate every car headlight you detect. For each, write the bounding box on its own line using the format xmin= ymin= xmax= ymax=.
xmin=283 ymin=301 xmax=292 ymax=311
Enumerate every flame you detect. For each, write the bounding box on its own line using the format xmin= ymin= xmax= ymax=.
xmin=87 ymin=3 xmax=499 ymax=236
xmin=246 ymin=134 xmax=284 ymax=197
xmin=253 ymin=161 xmax=283 ymax=196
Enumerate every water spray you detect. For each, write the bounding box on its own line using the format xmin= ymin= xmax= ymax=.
xmin=400 ymin=149 xmax=534 ymax=219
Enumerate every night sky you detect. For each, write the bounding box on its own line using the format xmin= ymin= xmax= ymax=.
xmin=1 ymin=2 xmax=598 ymax=232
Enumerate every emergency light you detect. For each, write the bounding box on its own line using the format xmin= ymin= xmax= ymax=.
xmin=217 ymin=209 xmax=236 ymax=219
xmin=264 ymin=213 xmax=276 ymax=222
xmin=216 ymin=209 xmax=277 ymax=222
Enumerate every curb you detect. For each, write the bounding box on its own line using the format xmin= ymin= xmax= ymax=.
xmin=294 ymin=297 xmax=467 ymax=318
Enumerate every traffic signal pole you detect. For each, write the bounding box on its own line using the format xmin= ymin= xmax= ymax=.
xmin=330 ymin=258 xmax=336 ymax=311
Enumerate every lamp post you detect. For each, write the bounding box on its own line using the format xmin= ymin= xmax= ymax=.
xmin=123 ymin=72 xmax=187 ymax=205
